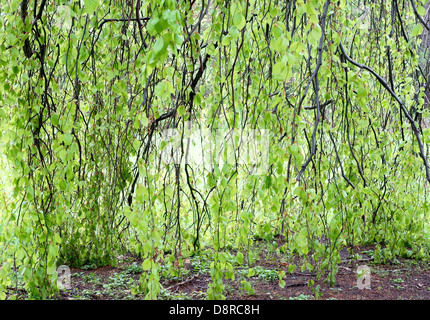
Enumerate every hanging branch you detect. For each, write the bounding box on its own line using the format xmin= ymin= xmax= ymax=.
xmin=328 ymin=131 xmax=356 ymax=189
xmin=339 ymin=41 xmax=430 ymax=184
xmin=341 ymin=55 xmax=367 ymax=187
xmin=296 ymin=0 xmax=331 ymax=182
xmin=32 ymin=0 xmax=47 ymax=26
xmin=410 ymin=0 xmax=430 ymax=31
xmin=136 ymin=0 xmax=148 ymax=48
xmin=303 ymin=98 xmax=333 ymax=110
xmin=98 ymin=17 xmax=150 ymax=30
xmin=182 ymin=0 xmax=211 ymax=46
xmin=20 ymin=0 xmax=33 ymax=58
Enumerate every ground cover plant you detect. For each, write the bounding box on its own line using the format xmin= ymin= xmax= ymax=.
xmin=1 ymin=0 xmax=430 ymax=300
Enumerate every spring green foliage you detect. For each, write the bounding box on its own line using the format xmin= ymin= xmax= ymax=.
xmin=0 ymin=0 xmax=430 ymax=299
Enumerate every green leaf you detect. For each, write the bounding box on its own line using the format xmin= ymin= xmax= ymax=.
xmin=412 ymin=24 xmax=423 ymax=37
xmin=59 ymin=179 xmax=67 ymax=191
xmin=136 ymin=185 xmax=146 ymax=203
xmin=221 ymin=35 xmax=231 ymax=46
xmin=164 ymin=10 xmax=180 ymax=33
xmin=273 ymin=60 xmax=287 ymax=81
xmin=417 ymin=5 xmax=426 ymax=16
xmin=229 ymin=26 xmax=240 ymax=39
xmin=140 ymin=114 xmax=149 ymax=127
xmin=147 ymin=17 xmax=159 ymax=35
xmin=154 ymin=82 xmax=165 ymax=97
xmin=48 ymin=244 xmax=58 ymax=258
xmin=194 ymin=93 xmax=202 ymax=105
xmin=423 ymin=128 xmax=430 ymax=144
xmin=289 ymin=144 xmax=299 ymax=156
xmin=153 ymin=37 xmax=165 ymax=58
xmin=241 ymin=280 xmax=254 ymax=293
xmin=148 ymin=17 xmax=169 ymax=35
xmin=264 ymin=175 xmax=272 ymax=188
xmin=16 ymin=248 xmax=25 ymax=260
xmin=164 ymin=80 xmax=175 ymax=95
xmin=142 ymin=258 xmax=152 ymax=271
xmin=305 ymin=2 xmax=317 ymax=16
xmin=236 ymin=252 xmax=244 ymax=265
xmin=63 ymin=133 xmax=73 ymax=146
xmin=309 ymin=25 xmax=322 ymax=43
xmin=233 ymin=13 xmax=245 ymax=30
xmin=174 ymin=33 xmax=184 ymax=46
xmin=247 ymin=268 xmax=255 ymax=277
xmin=155 ymin=19 xmax=169 ymax=34
xmin=133 ymin=140 xmax=140 ymax=151
xmin=51 ymin=113 xmax=59 ymax=126
xmin=177 ymin=105 xmax=185 ymax=116
xmin=357 ymin=87 xmax=367 ymax=99
xmin=84 ymin=0 xmax=98 ymax=15
xmin=279 ymin=279 xmax=286 ymax=288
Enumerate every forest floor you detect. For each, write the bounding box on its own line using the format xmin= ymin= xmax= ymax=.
xmin=7 ymin=237 xmax=430 ymax=300
xmin=47 ymin=238 xmax=430 ymax=301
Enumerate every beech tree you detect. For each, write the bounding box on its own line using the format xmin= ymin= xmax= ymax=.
xmin=0 ymin=0 xmax=430 ymax=299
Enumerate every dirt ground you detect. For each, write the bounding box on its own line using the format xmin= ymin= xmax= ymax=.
xmin=43 ymin=241 xmax=430 ymax=301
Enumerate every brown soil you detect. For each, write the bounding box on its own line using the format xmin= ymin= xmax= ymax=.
xmin=46 ymin=241 xmax=430 ymax=301
xmin=5 ymin=238 xmax=430 ymax=300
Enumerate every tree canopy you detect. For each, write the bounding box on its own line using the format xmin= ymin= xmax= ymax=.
xmin=1 ymin=0 xmax=430 ymax=299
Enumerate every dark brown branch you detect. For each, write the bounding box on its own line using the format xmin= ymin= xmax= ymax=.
xmin=410 ymin=0 xmax=430 ymax=31
xmin=136 ymin=0 xmax=148 ymax=48
xmin=20 ymin=0 xmax=33 ymax=58
xmin=339 ymin=41 xmax=430 ymax=183
xmin=32 ymin=0 xmax=47 ymax=26
xmin=182 ymin=0 xmax=211 ymax=46
xmin=296 ymin=0 xmax=331 ymax=182
xmin=328 ymin=131 xmax=356 ymax=189
xmin=303 ymin=98 xmax=333 ymax=110
xmin=98 ymin=17 xmax=150 ymax=30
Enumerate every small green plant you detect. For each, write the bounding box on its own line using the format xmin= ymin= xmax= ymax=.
xmin=79 ymin=289 xmax=93 ymax=299
xmin=190 ymin=256 xmax=210 ymax=273
xmin=82 ymin=272 xmax=102 ymax=285
xmin=104 ymin=272 xmax=134 ymax=289
xmin=252 ymin=266 xmax=280 ymax=282
xmin=240 ymin=280 xmax=255 ymax=295
xmin=125 ymin=262 xmax=143 ymax=274
xmin=92 ymin=290 xmax=104 ymax=299
xmin=159 ymin=287 xmax=192 ymax=300
xmin=313 ymin=285 xmax=322 ymax=300
xmin=278 ymin=270 xmax=286 ymax=288
xmin=361 ymin=250 xmax=374 ymax=257
xmin=308 ymin=279 xmax=322 ymax=300
xmin=81 ymin=263 xmax=97 ymax=270
xmin=289 ymin=293 xmax=314 ymax=300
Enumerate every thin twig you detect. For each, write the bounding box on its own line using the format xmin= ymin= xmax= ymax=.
xmin=166 ymin=273 xmax=201 ymax=291
xmin=303 ymin=98 xmax=333 ymax=110
xmin=296 ymin=0 xmax=331 ymax=182
xmin=182 ymin=0 xmax=211 ymax=46
xmin=98 ymin=17 xmax=150 ymax=30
